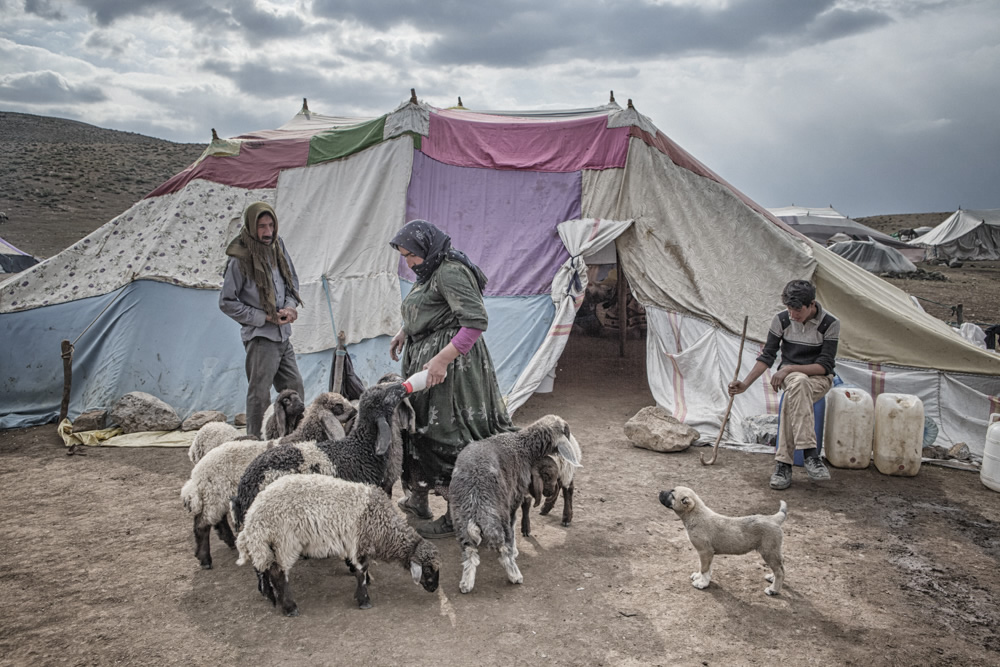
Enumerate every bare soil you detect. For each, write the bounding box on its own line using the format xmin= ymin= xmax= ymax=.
xmin=2 ymin=113 xmax=999 ymax=666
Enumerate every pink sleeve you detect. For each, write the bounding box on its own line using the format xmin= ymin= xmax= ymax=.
xmin=451 ymin=327 xmax=483 ymax=355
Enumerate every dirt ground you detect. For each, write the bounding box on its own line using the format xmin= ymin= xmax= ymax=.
xmin=1 ymin=333 xmax=999 ymax=666
xmin=2 ymin=113 xmax=1000 ymax=666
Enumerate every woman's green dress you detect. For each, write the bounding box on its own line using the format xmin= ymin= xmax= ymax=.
xmin=401 ymin=258 xmax=514 ymax=486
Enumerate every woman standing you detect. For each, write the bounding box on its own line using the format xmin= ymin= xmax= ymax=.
xmin=389 ymin=220 xmax=515 ymax=538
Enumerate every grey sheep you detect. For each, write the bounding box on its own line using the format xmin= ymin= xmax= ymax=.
xmin=374 ymin=372 xmax=416 ymax=498
xmin=519 ymin=433 xmax=582 ymax=536
xmin=236 ymin=474 xmax=440 ymax=615
xmin=231 ymin=381 xmax=410 ymax=532
xmin=450 ymin=415 xmax=581 ymax=594
xmin=261 ymin=388 xmax=307 ymax=441
xmin=188 ymin=421 xmax=240 ymax=465
xmin=180 ymin=392 xmax=355 ymax=569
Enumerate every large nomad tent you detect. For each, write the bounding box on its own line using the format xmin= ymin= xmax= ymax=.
xmin=909 ymin=208 xmax=1000 ymax=261
xmin=769 ymin=206 xmax=924 ymax=262
xmin=3 ymin=96 xmax=999 ymax=453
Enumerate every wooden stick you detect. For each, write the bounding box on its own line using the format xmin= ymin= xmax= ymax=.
xmin=701 ymin=316 xmax=749 ymax=466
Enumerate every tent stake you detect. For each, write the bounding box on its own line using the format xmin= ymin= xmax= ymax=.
xmin=616 ymin=248 xmax=627 ymax=357
xmin=701 ymin=316 xmax=749 ymax=466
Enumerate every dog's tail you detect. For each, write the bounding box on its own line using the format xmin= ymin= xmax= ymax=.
xmin=773 ymin=500 xmax=788 ymax=525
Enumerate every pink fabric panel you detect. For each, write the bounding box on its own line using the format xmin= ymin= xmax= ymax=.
xmin=451 ymin=327 xmax=483 ymax=355
xmin=147 ymin=138 xmax=311 ymax=197
xmin=423 ymin=113 xmax=629 ymax=172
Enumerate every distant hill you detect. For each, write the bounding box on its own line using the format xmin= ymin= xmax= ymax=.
xmin=0 ymin=111 xmax=205 ymax=259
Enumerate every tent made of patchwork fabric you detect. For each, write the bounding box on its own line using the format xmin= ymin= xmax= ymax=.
xmin=909 ymin=208 xmax=1000 ymax=261
xmin=3 ymin=98 xmax=999 ymax=454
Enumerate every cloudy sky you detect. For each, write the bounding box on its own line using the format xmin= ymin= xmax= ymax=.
xmin=1 ymin=0 xmax=997 ymax=217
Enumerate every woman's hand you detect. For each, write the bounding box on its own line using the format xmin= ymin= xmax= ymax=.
xmin=390 ymin=329 xmax=405 ymax=362
xmin=422 ymin=355 xmax=450 ymax=388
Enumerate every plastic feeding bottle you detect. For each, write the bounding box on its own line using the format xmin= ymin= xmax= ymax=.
xmin=403 ymin=369 xmax=443 ymax=393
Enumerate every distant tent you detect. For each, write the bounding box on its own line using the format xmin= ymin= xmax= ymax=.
xmin=0 ymin=236 xmax=38 ymax=274
xmin=909 ymin=209 xmax=1000 ymax=261
xmin=828 ymin=239 xmax=918 ymax=274
xmin=769 ymin=206 xmax=924 ymax=263
xmin=3 ymin=97 xmax=999 ymax=454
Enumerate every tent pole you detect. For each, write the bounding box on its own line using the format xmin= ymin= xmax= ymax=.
xmin=617 ymin=248 xmax=627 ymax=357
xmin=59 ymin=340 xmax=73 ymax=423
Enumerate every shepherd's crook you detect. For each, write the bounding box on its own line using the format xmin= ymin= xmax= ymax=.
xmin=701 ymin=316 xmax=749 ymax=466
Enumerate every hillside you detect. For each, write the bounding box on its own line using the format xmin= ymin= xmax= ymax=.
xmin=0 ymin=111 xmax=205 ymax=259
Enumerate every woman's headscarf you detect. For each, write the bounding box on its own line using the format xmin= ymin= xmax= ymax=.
xmin=224 ymin=201 xmax=302 ymax=321
xmin=390 ymin=220 xmax=488 ymax=292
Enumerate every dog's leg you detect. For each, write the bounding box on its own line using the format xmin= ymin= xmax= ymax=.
xmin=762 ymin=550 xmax=784 ymax=596
xmin=690 ymin=550 xmax=713 ymax=589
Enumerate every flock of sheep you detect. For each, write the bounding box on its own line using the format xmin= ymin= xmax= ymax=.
xmin=180 ymin=374 xmax=583 ymax=616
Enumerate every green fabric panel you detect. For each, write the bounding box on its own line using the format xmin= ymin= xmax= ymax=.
xmin=308 ymin=116 xmax=388 ymax=164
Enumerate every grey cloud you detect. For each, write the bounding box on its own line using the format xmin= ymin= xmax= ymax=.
xmin=0 ymin=70 xmax=107 ymax=104
xmin=24 ymin=0 xmax=65 ymax=20
xmin=311 ymin=0 xmax=891 ymax=67
xmin=84 ymin=29 xmax=133 ymax=57
xmin=229 ymin=3 xmax=308 ymax=39
xmin=77 ymin=0 xmax=228 ymax=27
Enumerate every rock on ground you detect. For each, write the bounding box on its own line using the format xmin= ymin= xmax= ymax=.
xmin=181 ymin=410 xmax=227 ymax=431
xmin=109 ymin=392 xmax=181 ymax=433
xmin=624 ymin=405 xmax=700 ymax=452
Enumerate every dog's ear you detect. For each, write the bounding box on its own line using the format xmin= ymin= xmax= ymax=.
xmin=681 ymin=496 xmax=693 ymax=508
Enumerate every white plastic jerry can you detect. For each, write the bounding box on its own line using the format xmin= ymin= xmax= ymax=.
xmin=982 ymin=413 xmax=1000 ymax=493
xmin=823 ymin=387 xmax=874 ymax=469
xmin=873 ymin=393 xmax=924 ymax=477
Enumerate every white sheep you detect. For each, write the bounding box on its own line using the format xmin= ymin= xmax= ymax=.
xmin=180 ymin=392 xmax=355 ymax=569
xmin=449 ymin=415 xmax=581 ymax=594
xmin=188 ymin=421 xmax=241 ymax=465
xmin=236 ymin=474 xmax=441 ymax=615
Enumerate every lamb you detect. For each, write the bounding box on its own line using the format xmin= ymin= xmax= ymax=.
xmin=180 ymin=391 xmax=355 ymax=569
xmin=187 ymin=390 xmax=305 ymax=464
xmin=261 ymin=388 xmax=307 ymax=440
xmin=236 ymin=474 xmax=440 ymax=615
xmin=450 ymin=415 xmax=582 ymax=594
xmin=231 ymin=380 xmax=411 ymax=532
xmin=374 ymin=372 xmax=417 ymax=498
xmin=188 ymin=421 xmax=241 ymax=465
xmin=519 ymin=434 xmax=582 ymax=536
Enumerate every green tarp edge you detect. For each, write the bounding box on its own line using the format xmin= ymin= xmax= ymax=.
xmin=308 ymin=116 xmax=425 ymax=165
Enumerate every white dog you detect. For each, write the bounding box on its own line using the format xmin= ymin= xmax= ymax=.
xmin=659 ymin=486 xmax=787 ymax=596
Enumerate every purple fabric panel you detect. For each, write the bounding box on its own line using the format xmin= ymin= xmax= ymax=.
xmin=404 ymin=151 xmax=579 ymax=296
xmin=422 ymin=112 xmax=629 ymax=172
xmin=147 ymin=138 xmax=311 ymax=197
xmin=451 ymin=327 xmax=482 ymax=355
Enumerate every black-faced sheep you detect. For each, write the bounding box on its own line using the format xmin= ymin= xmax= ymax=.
xmin=180 ymin=392 xmax=355 ymax=569
xmin=236 ymin=474 xmax=440 ymax=615
xmin=230 ymin=381 xmax=411 ymax=532
xmin=449 ymin=415 xmax=581 ymax=594
xmin=261 ymin=388 xmax=306 ymax=440
xmin=374 ymin=372 xmax=416 ymax=498
xmin=519 ymin=435 xmax=582 ymax=536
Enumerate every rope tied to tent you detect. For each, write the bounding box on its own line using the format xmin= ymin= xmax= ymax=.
xmin=566 ymin=254 xmax=585 ymax=295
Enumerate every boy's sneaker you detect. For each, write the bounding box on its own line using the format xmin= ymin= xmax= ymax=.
xmin=769 ymin=462 xmax=792 ymax=490
xmin=804 ymin=455 xmax=832 ymax=481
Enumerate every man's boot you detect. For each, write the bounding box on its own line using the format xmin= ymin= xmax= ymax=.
xmin=416 ymin=504 xmax=455 ymax=539
xmin=398 ymin=485 xmax=432 ymax=521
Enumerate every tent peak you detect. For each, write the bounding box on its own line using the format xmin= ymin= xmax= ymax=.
xmin=627 ymin=98 xmax=634 ymax=109
xmin=410 ymin=88 xmax=418 ymax=104
xmin=211 ymin=128 xmax=219 ymax=142
xmin=610 ymin=90 xmax=615 ymax=104
xmin=300 ymin=98 xmax=309 ymax=113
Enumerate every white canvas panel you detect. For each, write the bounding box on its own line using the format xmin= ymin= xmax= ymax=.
xmin=275 ymin=136 xmax=413 ymax=351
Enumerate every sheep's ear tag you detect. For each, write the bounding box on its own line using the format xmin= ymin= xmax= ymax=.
xmin=410 ymin=561 xmax=422 ymax=584
xmin=557 ymin=437 xmax=581 ymax=468
xmin=376 ymin=418 xmax=391 ymax=455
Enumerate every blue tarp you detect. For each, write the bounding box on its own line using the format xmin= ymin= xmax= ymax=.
xmin=0 ymin=279 xmax=554 ymax=429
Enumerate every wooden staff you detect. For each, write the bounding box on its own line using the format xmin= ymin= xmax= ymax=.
xmin=701 ymin=316 xmax=749 ymax=466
